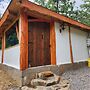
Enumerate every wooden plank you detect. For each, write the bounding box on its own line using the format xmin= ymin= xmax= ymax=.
xmin=69 ymin=26 xmax=74 ymax=63
xmin=50 ymin=21 xmax=56 ymax=65
xmin=19 ymin=10 xmax=28 ymax=71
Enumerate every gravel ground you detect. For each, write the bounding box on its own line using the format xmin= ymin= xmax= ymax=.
xmin=0 ymin=66 xmax=90 ymax=90
xmin=0 ymin=69 xmax=20 ymax=90
xmin=62 ymin=66 xmax=90 ymax=90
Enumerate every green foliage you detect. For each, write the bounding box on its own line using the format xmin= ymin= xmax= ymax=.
xmin=34 ymin=0 xmax=90 ymax=26
xmin=34 ymin=0 xmax=76 ymax=17
xmin=79 ymin=0 xmax=90 ymax=26
xmin=6 ymin=26 xmax=19 ymax=48
xmin=6 ymin=32 xmax=18 ymax=48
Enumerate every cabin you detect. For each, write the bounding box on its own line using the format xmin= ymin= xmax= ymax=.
xmin=0 ymin=0 xmax=90 ymax=86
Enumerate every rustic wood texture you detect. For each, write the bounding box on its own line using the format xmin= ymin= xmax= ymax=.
xmin=69 ymin=26 xmax=74 ymax=63
xmin=50 ymin=22 xmax=56 ymax=65
xmin=0 ymin=10 xmax=9 ymax=27
xmin=28 ymin=22 xmax=51 ymax=67
xmin=20 ymin=10 xmax=28 ymax=70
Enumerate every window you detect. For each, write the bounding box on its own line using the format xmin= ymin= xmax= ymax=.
xmin=6 ymin=23 xmax=19 ymax=48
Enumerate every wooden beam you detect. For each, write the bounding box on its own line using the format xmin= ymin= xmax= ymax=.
xmin=9 ymin=10 xmax=18 ymax=17
xmin=0 ymin=10 xmax=9 ymax=27
xmin=4 ymin=17 xmax=19 ymax=32
xmin=28 ymin=19 xmax=50 ymax=23
xmin=19 ymin=10 xmax=28 ymax=71
xmin=69 ymin=26 xmax=74 ymax=63
xmin=2 ymin=32 xmax=5 ymax=63
xmin=21 ymin=0 xmax=90 ymax=30
xmin=50 ymin=21 xmax=56 ymax=65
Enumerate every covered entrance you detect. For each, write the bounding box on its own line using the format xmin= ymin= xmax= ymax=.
xmin=28 ymin=22 xmax=51 ymax=67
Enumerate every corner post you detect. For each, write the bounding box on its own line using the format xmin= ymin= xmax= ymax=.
xmin=19 ymin=10 xmax=28 ymax=70
xmin=2 ymin=32 xmax=5 ymax=63
xmin=50 ymin=21 xmax=56 ymax=65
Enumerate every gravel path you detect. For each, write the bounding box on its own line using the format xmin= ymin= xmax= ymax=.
xmin=62 ymin=66 xmax=90 ymax=90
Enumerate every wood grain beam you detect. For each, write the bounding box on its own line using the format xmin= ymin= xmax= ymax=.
xmin=50 ymin=21 xmax=56 ymax=65
xmin=19 ymin=10 xmax=28 ymax=71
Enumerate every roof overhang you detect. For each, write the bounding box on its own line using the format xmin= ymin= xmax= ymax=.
xmin=0 ymin=0 xmax=20 ymax=33
xmin=0 ymin=0 xmax=90 ymax=32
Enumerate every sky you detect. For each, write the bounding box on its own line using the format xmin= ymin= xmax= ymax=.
xmin=0 ymin=0 xmax=84 ymax=17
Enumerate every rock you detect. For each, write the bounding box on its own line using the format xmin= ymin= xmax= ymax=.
xmin=21 ymin=86 xmax=33 ymax=90
xmin=54 ymin=75 xmax=60 ymax=84
xmin=46 ymin=79 xmax=56 ymax=86
xmin=30 ymin=71 xmax=70 ymax=90
xmin=31 ymin=79 xmax=47 ymax=86
xmin=37 ymin=71 xmax=54 ymax=79
xmin=46 ymin=75 xmax=60 ymax=86
xmin=36 ymin=86 xmax=47 ymax=90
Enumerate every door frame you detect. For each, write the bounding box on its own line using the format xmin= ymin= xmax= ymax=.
xmin=28 ymin=20 xmax=51 ymax=67
xmin=28 ymin=19 xmax=56 ymax=67
xmin=20 ymin=12 xmax=56 ymax=70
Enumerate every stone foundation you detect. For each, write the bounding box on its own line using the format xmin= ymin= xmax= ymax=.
xmin=0 ymin=61 xmax=88 ymax=86
xmin=22 ymin=65 xmax=60 ymax=85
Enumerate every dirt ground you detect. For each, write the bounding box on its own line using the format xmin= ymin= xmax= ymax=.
xmin=62 ymin=66 xmax=90 ymax=90
xmin=0 ymin=66 xmax=90 ymax=90
xmin=0 ymin=69 xmax=20 ymax=90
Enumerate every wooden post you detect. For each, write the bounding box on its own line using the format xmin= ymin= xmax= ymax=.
xmin=50 ymin=22 xmax=56 ymax=65
xmin=2 ymin=32 xmax=5 ymax=63
xmin=68 ymin=26 xmax=74 ymax=63
xmin=16 ymin=23 xmax=19 ymax=40
xmin=19 ymin=10 xmax=28 ymax=71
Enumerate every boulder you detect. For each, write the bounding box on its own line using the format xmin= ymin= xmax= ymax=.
xmin=31 ymin=79 xmax=47 ymax=86
xmin=21 ymin=86 xmax=33 ymax=90
xmin=37 ymin=71 xmax=54 ymax=79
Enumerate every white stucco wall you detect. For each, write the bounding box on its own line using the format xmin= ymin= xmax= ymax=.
xmin=55 ymin=22 xmax=89 ymax=65
xmin=55 ymin=22 xmax=71 ymax=65
xmin=3 ymin=45 xmax=20 ymax=69
xmin=0 ymin=50 xmax=2 ymax=63
xmin=71 ymin=27 xmax=88 ymax=62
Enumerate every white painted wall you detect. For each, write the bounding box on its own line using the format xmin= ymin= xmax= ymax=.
xmin=3 ymin=45 xmax=20 ymax=69
xmin=55 ymin=22 xmax=71 ymax=65
xmin=55 ymin=22 xmax=89 ymax=65
xmin=71 ymin=27 xmax=89 ymax=62
xmin=0 ymin=50 xmax=2 ymax=63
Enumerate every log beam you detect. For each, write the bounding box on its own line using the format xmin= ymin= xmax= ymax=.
xmin=50 ymin=21 xmax=56 ymax=65
xmin=19 ymin=10 xmax=28 ymax=71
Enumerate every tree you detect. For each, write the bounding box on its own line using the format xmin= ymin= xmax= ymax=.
xmin=34 ymin=0 xmax=76 ymax=18
xmin=78 ymin=0 xmax=90 ymax=26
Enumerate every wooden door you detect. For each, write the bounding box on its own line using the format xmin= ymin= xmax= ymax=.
xmin=28 ymin=22 xmax=51 ymax=67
